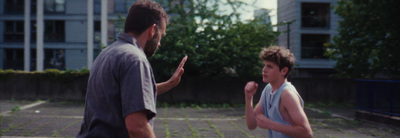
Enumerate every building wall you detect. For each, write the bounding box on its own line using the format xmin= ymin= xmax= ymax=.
xmin=0 ymin=0 xmax=126 ymax=71
xmin=277 ymin=0 xmax=296 ymax=51
xmin=66 ymin=49 xmax=87 ymax=70
xmin=330 ymin=2 xmax=340 ymax=36
xmin=278 ymin=0 xmax=340 ymax=72
xmin=65 ymin=21 xmax=87 ymax=43
xmin=66 ymin=0 xmax=87 ymax=14
xmin=254 ymin=9 xmax=271 ymax=23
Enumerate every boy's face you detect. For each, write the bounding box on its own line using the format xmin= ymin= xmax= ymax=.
xmin=262 ymin=61 xmax=285 ymax=83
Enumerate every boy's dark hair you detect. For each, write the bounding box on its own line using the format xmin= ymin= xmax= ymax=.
xmin=260 ymin=46 xmax=295 ymax=78
xmin=124 ymin=0 xmax=168 ymax=35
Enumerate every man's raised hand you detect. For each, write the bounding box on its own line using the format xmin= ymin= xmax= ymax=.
xmin=168 ymin=55 xmax=188 ymax=87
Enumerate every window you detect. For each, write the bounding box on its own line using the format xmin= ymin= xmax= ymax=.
xmin=4 ymin=21 xmax=24 ymax=42
xmin=94 ymin=21 xmax=101 ymax=42
xmin=4 ymin=20 xmax=65 ymax=42
xmin=4 ymin=49 xmax=24 ymax=70
xmin=44 ymin=20 xmax=65 ymax=42
xmin=301 ymin=3 xmax=330 ymax=28
xmin=4 ymin=49 xmax=37 ymax=70
xmin=115 ymin=0 xmax=134 ymax=13
xmin=301 ymin=34 xmax=330 ymax=59
xmin=45 ymin=0 xmax=65 ymax=13
xmin=94 ymin=0 xmax=101 ymax=14
xmin=4 ymin=0 xmax=24 ymax=14
xmin=30 ymin=49 xmax=37 ymax=70
xmin=31 ymin=0 xmax=37 ymax=14
xmin=4 ymin=0 xmax=37 ymax=14
xmin=31 ymin=21 xmax=37 ymax=42
xmin=44 ymin=49 xmax=65 ymax=70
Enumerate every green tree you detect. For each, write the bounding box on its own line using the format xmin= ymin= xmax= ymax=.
xmin=326 ymin=0 xmax=400 ymax=79
xmin=151 ymin=0 xmax=278 ymax=80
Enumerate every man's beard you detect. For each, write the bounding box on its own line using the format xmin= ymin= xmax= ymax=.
xmin=144 ymin=30 xmax=160 ymax=57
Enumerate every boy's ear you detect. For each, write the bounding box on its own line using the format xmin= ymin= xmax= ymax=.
xmin=281 ymin=67 xmax=289 ymax=76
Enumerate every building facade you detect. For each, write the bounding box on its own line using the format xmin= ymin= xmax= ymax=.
xmin=277 ymin=0 xmax=341 ymax=77
xmin=254 ymin=8 xmax=271 ymax=24
xmin=0 ymin=0 xmax=134 ymax=71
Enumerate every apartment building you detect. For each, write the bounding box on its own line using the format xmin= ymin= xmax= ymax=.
xmin=277 ymin=0 xmax=341 ymax=77
xmin=254 ymin=8 xmax=271 ymax=24
xmin=0 ymin=0 xmax=134 ymax=71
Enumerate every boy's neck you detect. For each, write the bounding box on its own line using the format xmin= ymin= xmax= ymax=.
xmin=270 ymin=78 xmax=287 ymax=93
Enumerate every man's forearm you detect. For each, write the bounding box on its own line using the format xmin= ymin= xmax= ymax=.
xmin=156 ymin=81 xmax=174 ymax=95
xmin=125 ymin=111 xmax=156 ymax=138
xmin=128 ymin=123 xmax=156 ymax=138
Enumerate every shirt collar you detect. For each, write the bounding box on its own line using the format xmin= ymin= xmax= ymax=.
xmin=117 ymin=32 xmax=141 ymax=48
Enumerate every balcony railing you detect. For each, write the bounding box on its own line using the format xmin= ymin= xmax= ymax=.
xmin=302 ymin=16 xmax=330 ymax=28
xmin=301 ymin=47 xmax=328 ymax=59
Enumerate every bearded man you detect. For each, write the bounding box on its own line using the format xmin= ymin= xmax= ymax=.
xmin=77 ymin=1 xmax=187 ymax=137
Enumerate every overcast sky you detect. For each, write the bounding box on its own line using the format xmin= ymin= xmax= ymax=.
xmin=238 ymin=0 xmax=277 ymax=25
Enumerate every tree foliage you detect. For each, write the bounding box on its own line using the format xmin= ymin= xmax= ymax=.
xmin=150 ymin=0 xmax=278 ymax=80
xmin=326 ymin=0 xmax=400 ymax=79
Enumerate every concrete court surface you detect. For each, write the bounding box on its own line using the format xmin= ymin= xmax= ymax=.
xmin=1 ymin=100 xmax=400 ymax=138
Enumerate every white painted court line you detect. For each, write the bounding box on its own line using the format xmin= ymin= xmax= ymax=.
xmin=155 ymin=117 xmax=240 ymax=121
xmin=305 ymin=107 xmax=354 ymax=121
xmin=0 ymin=100 xmax=47 ymax=116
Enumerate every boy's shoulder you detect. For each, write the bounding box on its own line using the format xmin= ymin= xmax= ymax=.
xmin=280 ymin=84 xmax=303 ymax=107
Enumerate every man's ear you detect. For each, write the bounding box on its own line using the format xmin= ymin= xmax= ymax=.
xmin=148 ymin=24 xmax=157 ymax=38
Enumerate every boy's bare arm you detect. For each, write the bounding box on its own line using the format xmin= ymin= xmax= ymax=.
xmin=256 ymin=89 xmax=313 ymax=138
xmin=244 ymin=81 xmax=264 ymax=130
xmin=245 ymin=101 xmax=263 ymax=130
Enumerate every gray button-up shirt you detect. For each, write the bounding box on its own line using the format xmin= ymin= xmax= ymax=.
xmin=77 ymin=32 xmax=157 ymax=137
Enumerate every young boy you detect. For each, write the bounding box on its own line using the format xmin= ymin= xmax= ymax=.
xmin=244 ymin=46 xmax=312 ymax=138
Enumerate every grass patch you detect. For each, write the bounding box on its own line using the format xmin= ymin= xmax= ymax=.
xmin=0 ymin=119 xmax=33 ymax=135
xmin=207 ymin=120 xmax=224 ymax=138
xmin=23 ymin=122 xmax=50 ymax=136
xmin=181 ymin=107 xmax=199 ymax=138
xmin=11 ymin=105 xmax=21 ymax=112
xmin=163 ymin=120 xmax=170 ymax=138
xmin=194 ymin=106 xmax=225 ymax=138
xmin=228 ymin=120 xmax=253 ymax=138
xmin=170 ymin=128 xmax=179 ymax=137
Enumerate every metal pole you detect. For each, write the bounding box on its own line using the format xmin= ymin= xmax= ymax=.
xmin=287 ymin=23 xmax=290 ymax=49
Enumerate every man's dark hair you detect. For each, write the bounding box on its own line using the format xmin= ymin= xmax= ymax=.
xmin=124 ymin=0 xmax=168 ymax=35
